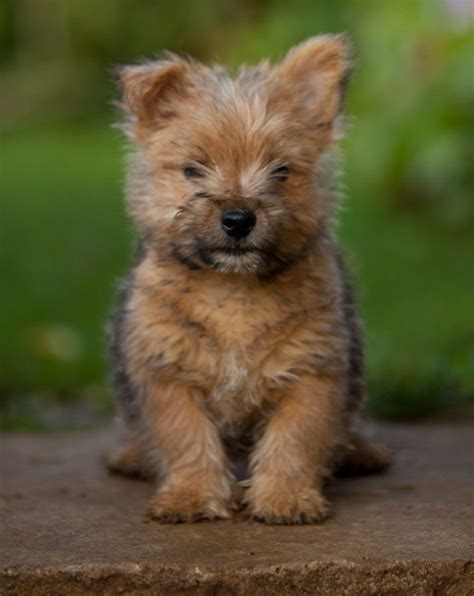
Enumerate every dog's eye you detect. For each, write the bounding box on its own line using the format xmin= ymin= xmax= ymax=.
xmin=183 ymin=166 xmax=204 ymax=179
xmin=271 ymin=165 xmax=289 ymax=181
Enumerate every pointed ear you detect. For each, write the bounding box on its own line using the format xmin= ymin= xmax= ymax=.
xmin=274 ymin=35 xmax=353 ymax=129
xmin=118 ymin=56 xmax=191 ymax=126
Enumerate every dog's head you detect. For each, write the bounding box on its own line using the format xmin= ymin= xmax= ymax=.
xmin=119 ymin=36 xmax=352 ymax=275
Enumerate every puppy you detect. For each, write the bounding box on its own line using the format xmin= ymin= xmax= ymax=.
xmin=107 ymin=35 xmax=390 ymax=524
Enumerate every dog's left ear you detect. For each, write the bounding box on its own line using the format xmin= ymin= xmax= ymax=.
xmin=118 ymin=56 xmax=191 ymax=130
xmin=274 ymin=35 xmax=352 ymax=130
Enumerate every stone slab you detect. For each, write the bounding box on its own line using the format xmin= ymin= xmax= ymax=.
xmin=1 ymin=422 xmax=473 ymax=594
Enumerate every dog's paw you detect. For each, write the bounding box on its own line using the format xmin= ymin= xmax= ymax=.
xmin=248 ymin=487 xmax=330 ymax=525
xmin=105 ymin=446 xmax=152 ymax=480
xmin=148 ymin=488 xmax=230 ymax=523
xmin=336 ymin=433 xmax=392 ymax=477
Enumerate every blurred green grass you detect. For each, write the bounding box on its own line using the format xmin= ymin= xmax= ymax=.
xmin=1 ymin=124 xmax=129 ymax=428
xmin=1 ymin=122 xmax=472 ymax=428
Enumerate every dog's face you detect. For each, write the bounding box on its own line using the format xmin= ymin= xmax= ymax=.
xmin=120 ymin=36 xmax=351 ymax=275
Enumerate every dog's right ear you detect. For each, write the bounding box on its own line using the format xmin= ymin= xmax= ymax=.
xmin=273 ymin=35 xmax=352 ymax=134
xmin=118 ymin=56 xmax=191 ymax=127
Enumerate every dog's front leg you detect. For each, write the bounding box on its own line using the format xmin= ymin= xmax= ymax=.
xmin=145 ymin=379 xmax=232 ymax=522
xmin=247 ymin=374 xmax=343 ymax=524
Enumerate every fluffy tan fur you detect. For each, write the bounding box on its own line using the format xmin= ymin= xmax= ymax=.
xmin=107 ymin=35 xmax=390 ymax=524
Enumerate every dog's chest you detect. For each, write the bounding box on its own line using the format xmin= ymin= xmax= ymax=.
xmin=184 ymin=285 xmax=297 ymax=420
xmin=138 ymin=270 xmax=311 ymax=423
xmin=212 ymin=341 xmax=259 ymax=400
xmin=206 ymin=336 xmax=269 ymax=427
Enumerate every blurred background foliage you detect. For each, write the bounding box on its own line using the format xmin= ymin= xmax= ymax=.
xmin=1 ymin=0 xmax=473 ymax=429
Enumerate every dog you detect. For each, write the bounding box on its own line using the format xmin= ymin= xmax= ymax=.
xmin=107 ymin=35 xmax=390 ymax=524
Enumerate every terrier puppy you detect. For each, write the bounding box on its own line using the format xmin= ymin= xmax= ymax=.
xmin=107 ymin=35 xmax=390 ymax=524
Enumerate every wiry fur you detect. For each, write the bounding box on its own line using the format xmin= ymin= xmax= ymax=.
xmin=107 ymin=35 xmax=390 ymax=524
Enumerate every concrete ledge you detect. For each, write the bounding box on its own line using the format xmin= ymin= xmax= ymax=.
xmin=2 ymin=560 xmax=472 ymax=595
xmin=1 ymin=422 xmax=473 ymax=595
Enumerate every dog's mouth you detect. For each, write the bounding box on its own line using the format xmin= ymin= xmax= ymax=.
xmin=188 ymin=237 xmax=279 ymax=273
xmin=200 ymin=245 xmax=270 ymax=273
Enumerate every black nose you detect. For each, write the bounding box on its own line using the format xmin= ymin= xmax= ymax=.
xmin=221 ymin=209 xmax=256 ymax=239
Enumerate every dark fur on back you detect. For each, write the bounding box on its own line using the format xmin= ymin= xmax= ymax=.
xmin=337 ymin=253 xmax=366 ymax=417
xmin=108 ymin=242 xmax=145 ymax=425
